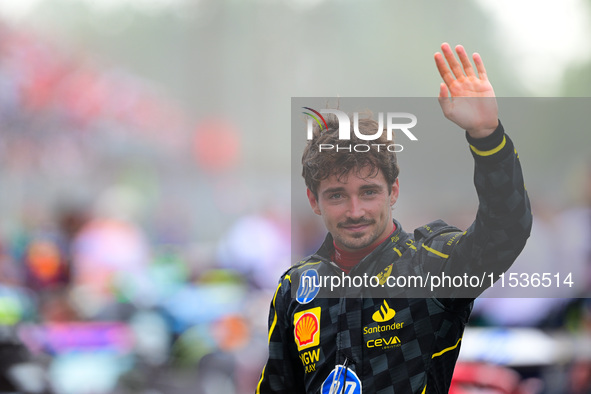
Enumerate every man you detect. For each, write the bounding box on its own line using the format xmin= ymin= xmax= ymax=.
xmin=256 ymin=43 xmax=532 ymax=393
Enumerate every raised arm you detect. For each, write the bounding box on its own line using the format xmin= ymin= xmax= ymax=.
xmin=417 ymin=43 xmax=533 ymax=301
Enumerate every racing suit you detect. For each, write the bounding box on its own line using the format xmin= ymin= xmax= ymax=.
xmin=257 ymin=122 xmax=532 ymax=393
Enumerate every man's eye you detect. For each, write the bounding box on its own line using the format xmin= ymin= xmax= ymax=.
xmin=364 ymin=190 xmax=377 ymax=196
xmin=329 ymin=193 xmax=342 ymax=199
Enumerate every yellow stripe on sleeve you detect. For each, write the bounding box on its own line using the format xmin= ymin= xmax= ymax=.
xmin=258 ymin=281 xmax=284 ymax=394
xmin=267 ymin=283 xmax=282 ymax=343
xmin=432 ymin=338 xmax=462 ymax=358
xmin=298 ymin=261 xmax=322 ymax=269
xmin=255 ymin=365 xmax=266 ymax=394
xmin=469 ymin=135 xmax=506 ymax=157
xmin=421 ymin=244 xmax=449 ymax=259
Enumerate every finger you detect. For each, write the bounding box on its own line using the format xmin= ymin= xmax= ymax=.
xmin=438 ymin=82 xmax=449 ymax=99
xmin=434 ymin=52 xmax=455 ymax=88
xmin=473 ymin=52 xmax=488 ymax=80
xmin=441 ymin=42 xmax=465 ymax=80
xmin=438 ymin=83 xmax=452 ymax=116
xmin=455 ymin=45 xmax=475 ymax=78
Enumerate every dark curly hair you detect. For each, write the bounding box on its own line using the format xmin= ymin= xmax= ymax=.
xmin=302 ymin=113 xmax=400 ymax=198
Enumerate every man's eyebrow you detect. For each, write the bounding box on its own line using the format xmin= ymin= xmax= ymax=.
xmin=359 ymin=183 xmax=383 ymax=190
xmin=322 ymin=186 xmax=346 ymax=196
xmin=321 ymin=183 xmax=384 ymax=196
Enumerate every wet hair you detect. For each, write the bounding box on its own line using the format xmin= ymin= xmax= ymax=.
xmin=302 ymin=113 xmax=399 ymax=198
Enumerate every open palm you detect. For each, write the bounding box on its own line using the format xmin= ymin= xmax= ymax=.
xmin=435 ymin=43 xmax=498 ymax=139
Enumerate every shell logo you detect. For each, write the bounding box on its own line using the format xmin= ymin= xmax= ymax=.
xmin=295 ymin=314 xmax=318 ymax=346
xmin=293 ymin=307 xmax=321 ymax=351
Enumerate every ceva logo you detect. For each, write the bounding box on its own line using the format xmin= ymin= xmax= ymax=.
xmin=302 ymin=107 xmax=418 ymax=152
xmin=372 ymin=300 xmax=396 ymax=323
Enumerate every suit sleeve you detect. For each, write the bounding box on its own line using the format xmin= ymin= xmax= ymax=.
xmin=422 ymin=121 xmax=533 ymax=300
xmin=256 ymin=276 xmax=306 ymax=393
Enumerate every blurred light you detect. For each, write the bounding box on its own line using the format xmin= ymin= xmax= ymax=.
xmin=0 ymin=0 xmax=41 ymax=21
xmin=26 ymin=240 xmax=62 ymax=283
xmin=211 ymin=315 xmax=250 ymax=352
xmin=0 ymin=0 xmax=190 ymax=21
xmin=20 ymin=322 xmax=134 ymax=354
xmin=193 ymin=118 xmax=241 ymax=172
xmin=285 ymin=0 xmax=327 ymax=11
xmin=476 ymin=0 xmax=591 ymax=93
xmin=0 ymin=296 xmax=22 ymax=325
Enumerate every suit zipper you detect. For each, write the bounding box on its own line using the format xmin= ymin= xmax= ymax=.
xmin=329 ymin=356 xmax=350 ymax=394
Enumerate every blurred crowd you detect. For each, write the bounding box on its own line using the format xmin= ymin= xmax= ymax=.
xmin=0 ymin=21 xmax=591 ymax=394
xmin=0 ymin=21 xmax=280 ymax=393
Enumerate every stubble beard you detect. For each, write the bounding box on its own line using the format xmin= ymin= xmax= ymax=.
xmin=334 ymin=219 xmax=383 ymax=251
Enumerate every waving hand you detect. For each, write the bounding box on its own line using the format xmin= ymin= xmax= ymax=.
xmin=435 ymin=43 xmax=498 ymax=139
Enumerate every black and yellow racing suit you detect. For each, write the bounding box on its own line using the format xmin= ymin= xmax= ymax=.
xmin=256 ymin=122 xmax=532 ymax=393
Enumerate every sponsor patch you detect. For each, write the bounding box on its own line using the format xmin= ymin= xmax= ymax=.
xmin=367 ymin=335 xmax=401 ymax=350
xmin=372 ymin=300 xmax=396 ymax=322
xmin=376 ymin=263 xmax=393 ymax=285
xmin=293 ymin=307 xmax=321 ymax=351
xmin=321 ymin=365 xmax=362 ymax=394
xmin=296 ymin=268 xmax=320 ymax=304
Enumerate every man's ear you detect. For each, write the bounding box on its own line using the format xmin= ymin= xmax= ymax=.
xmin=307 ymin=189 xmax=322 ymax=216
xmin=390 ymin=178 xmax=400 ymax=207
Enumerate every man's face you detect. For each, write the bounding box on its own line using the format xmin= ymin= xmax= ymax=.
xmin=307 ymin=167 xmax=399 ymax=252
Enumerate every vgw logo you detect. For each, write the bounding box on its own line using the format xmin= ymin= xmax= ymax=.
xmin=302 ymin=107 xmax=418 ymax=153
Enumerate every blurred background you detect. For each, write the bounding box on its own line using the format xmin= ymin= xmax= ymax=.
xmin=0 ymin=0 xmax=590 ymax=393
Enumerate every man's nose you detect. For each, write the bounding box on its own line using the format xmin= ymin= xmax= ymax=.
xmin=346 ymin=196 xmax=365 ymax=219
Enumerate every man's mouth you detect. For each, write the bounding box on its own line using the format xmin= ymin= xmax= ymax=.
xmin=339 ymin=221 xmax=374 ymax=232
